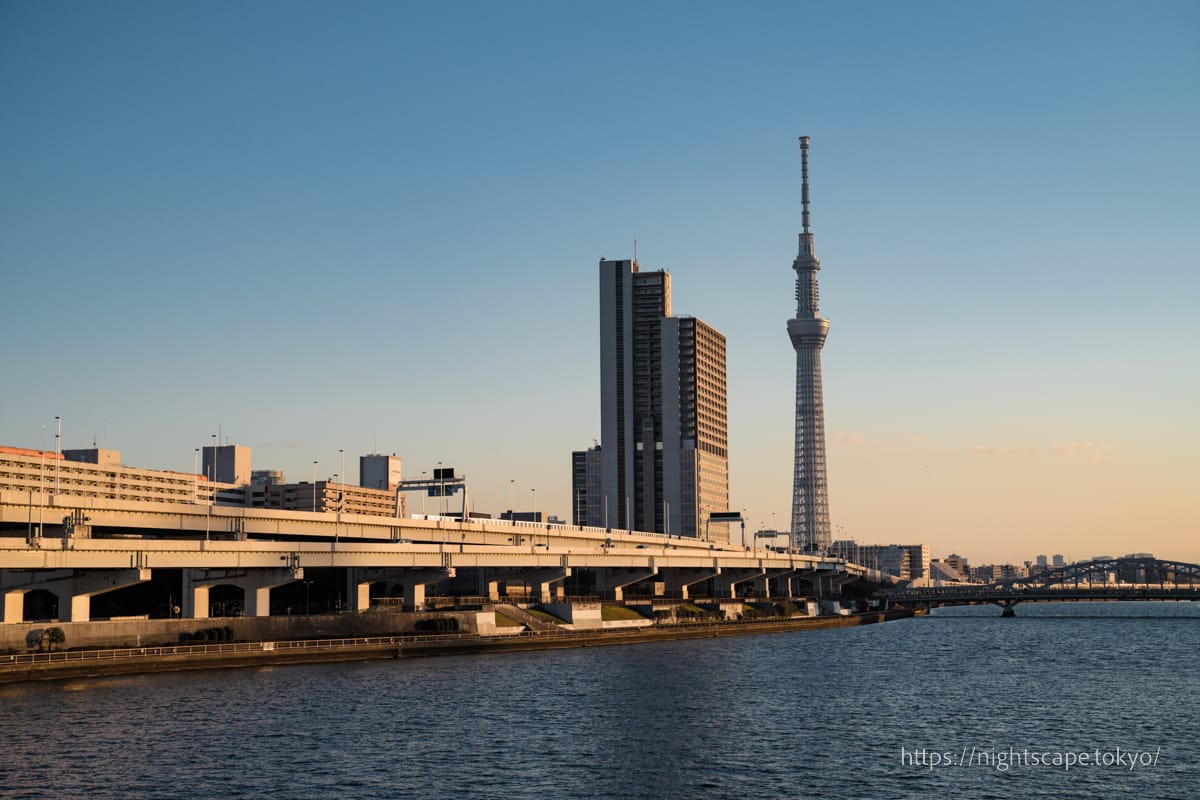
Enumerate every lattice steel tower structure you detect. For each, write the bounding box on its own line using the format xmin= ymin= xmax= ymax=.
xmin=787 ymin=136 xmax=832 ymax=553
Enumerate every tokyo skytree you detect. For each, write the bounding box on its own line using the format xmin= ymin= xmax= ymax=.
xmin=787 ymin=136 xmax=831 ymax=553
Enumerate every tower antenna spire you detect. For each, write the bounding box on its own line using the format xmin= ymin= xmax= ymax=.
xmin=799 ymin=136 xmax=813 ymax=256
xmin=787 ymin=134 xmax=831 ymax=554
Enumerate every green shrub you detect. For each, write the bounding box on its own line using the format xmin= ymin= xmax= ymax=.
xmin=45 ymin=627 xmax=66 ymax=652
xmin=773 ymin=601 xmax=798 ymax=618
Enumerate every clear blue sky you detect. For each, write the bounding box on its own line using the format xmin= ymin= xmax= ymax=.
xmin=2 ymin=1 xmax=1197 ymax=563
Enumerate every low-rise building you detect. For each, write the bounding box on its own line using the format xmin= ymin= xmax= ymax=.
xmin=0 ymin=445 xmax=227 ymax=505
xmin=266 ymin=481 xmax=403 ymax=517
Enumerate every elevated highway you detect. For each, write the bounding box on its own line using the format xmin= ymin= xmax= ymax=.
xmin=0 ymin=490 xmax=891 ymax=623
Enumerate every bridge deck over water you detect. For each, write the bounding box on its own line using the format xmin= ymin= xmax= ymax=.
xmin=884 ymin=557 xmax=1200 ymax=614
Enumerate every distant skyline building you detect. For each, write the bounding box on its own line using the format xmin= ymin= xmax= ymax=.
xmin=360 ymin=454 xmax=403 ymax=491
xmin=62 ymin=448 xmax=121 ymax=468
xmin=787 ymin=136 xmax=833 ymax=554
xmin=829 ymin=540 xmax=930 ymax=581
xmin=661 ymin=315 xmax=729 ymax=540
xmin=592 ymin=258 xmax=729 ymax=540
xmin=945 ymin=553 xmax=970 ymax=578
xmin=571 ymin=444 xmax=602 ymax=527
xmin=202 ymin=444 xmax=251 ymax=486
xmin=251 ymin=469 xmax=285 ymax=487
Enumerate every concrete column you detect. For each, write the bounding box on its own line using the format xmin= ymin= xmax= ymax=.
xmin=485 ymin=568 xmax=571 ymax=603
xmin=662 ymin=567 xmax=721 ymax=600
xmin=2 ymin=589 xmax=28 ymax=624
xmin=532 ymin=567 xmax=570 ymax=603
xmin=0 ymin=568 xmax=151 ymax=623
xmin=345 ymin=568 xmax=389 ymax=612
xmin=796 ymin=569 xmax=847 ymax=599
xmin=393 ymin=569 xmax=454 ymax=611
xmin=597 ymin=567 xmax=658 ymax=601
xmin=185 ymin=580 xmax=211 ymax=620
xmin=184 ymin=567 xmax=302 ymax=619
xmin=351 ymin=580 xmax=371 ymax=612
xmin=713 ymin=568 xmax=767 ymax=599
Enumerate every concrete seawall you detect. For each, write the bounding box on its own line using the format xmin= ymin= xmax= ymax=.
xmin=0 ymin=609 xmax=482 ymax=652
xmin=0 ymin=610 xmax=916 ymax=684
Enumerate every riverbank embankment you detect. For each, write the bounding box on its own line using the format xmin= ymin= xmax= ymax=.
xmin=0 ymin=609 xmax=917 ymax=684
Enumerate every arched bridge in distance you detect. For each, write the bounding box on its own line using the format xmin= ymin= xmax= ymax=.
xmin=881 ymin=557 xmax=1200 ymax=616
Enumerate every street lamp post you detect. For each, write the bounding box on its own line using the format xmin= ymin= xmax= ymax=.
xmin=193 ymin=448 xmax=199 ymax=503
xmin=437 ymin=461 xmax=444 ymax=516
xmin=54 ymin=416 xmax=61 ymax=496
xmin=509 ymin=479 xmax=515 ymax=522
xmin=210 ymin=434 xmax=217 ymax=481
xmin=312 ymin=461 xmax=318 ymax=513
xmin=531 ymin=488 xmax=536 ymax=523
xmin=332 ymin=474 xmax=340 ymax=542
xmin=421 ymin=471 xmax=426 ymax=514
xmin=37 ymin=446 xmax=45 ymax=539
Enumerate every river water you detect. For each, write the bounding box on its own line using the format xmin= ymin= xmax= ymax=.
xmin=2 ymin=602 xmax=1197 ymax=799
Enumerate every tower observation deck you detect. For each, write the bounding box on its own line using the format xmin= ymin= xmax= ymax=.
xmin=787 ymin=136 xmax=831 ymax=554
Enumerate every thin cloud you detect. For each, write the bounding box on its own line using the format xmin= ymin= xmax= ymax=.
xmin=969 ymin=440 xmax=1108 ymax=461
xmin=1052 ymin=440 xmax=1107 ymax=461
xmin=967 ymin=443 xmax=1036 ymax=455
xmin=834 ymin=430 xmax=866 ymax=446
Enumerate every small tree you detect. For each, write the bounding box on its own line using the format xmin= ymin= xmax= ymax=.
xmin=45 ymin=627 xmax=66 ymax=652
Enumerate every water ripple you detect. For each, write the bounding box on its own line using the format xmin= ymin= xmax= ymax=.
xmin=0 ymin=603 xmax=1196 ymax=798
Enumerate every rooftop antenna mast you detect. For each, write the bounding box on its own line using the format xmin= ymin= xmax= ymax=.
xmin=799 ymin=136 xmax=814 ymax=256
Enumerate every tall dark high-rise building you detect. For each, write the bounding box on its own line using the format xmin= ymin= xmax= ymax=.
xmin=787 ymin=136 xmax=832 ymax=553
xmin=571 ymin=444 xmax=602 ymax=526
xmin=581 ymin=258 xmax=729 ymax=539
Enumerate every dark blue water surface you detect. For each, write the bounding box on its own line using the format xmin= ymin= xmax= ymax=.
xmin=2 ymin=602 xmax=1197 ymax=799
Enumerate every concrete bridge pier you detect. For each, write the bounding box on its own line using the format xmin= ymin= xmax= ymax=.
xmin=596 ymin=567 xmax=658 ymax=601
xmin=394 ymin=569 xmax=455 ymax=611
xmin=799 ymin=569 xmax=851 ymax=599
xmin=995 ymin=599 xmax=1019 ymax=617
xmin=768 ymin=569 xmax=807 ymax=599
xmin=481 ymin=568 xmax=571 ymax=603
xmin=341 ymin=568 xmax=451 ymax=612
xmin=748 ymin=571 xmax=774 ymax=599
xmin=713 ymin=568 xmax=767 ymax=599
xmin=1 ymin=568 xmax=151 ymax=623
xmin=662 ymin=566 xmax=721 ymax=600
xmin=2 ymin=589 xmax=27 ymax=624
xmin=184 ymin=567 xmax=302 ymax=619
